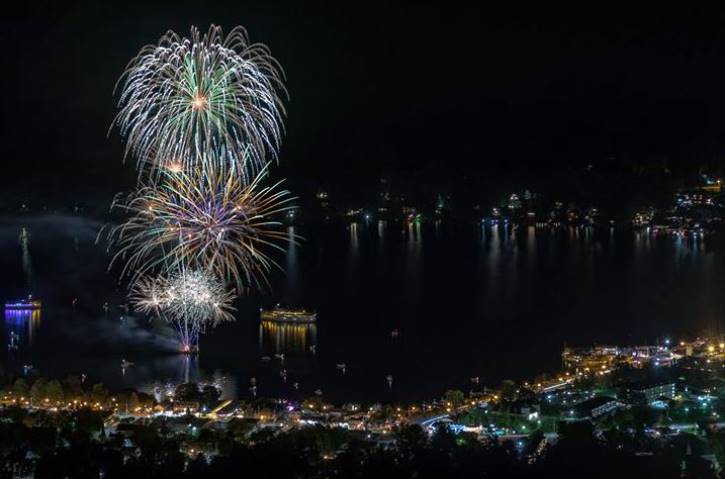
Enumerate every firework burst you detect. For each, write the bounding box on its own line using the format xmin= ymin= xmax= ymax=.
xmin=107 ymin=162 xmax=296 ymax=291
xmin=114 ymin=25 xmax=287 ymax=176
xmin=130 ymin=268 xmax=236 ymax=352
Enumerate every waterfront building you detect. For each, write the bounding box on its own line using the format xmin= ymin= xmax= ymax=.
xmin=563 ymin=345 xmax=674 ymax=371
xmin=623 ymin=383 xmax=676 ymax=404
xmin=172 ymin=401 xmax=200 ymax=414
xmin=562 ymin=346 xmax=616 ymax=372
xmin=572 ymin=397 xmax=621 ymax=420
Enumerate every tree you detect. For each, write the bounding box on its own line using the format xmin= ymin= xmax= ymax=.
xmin=396 ymin=424 xmax=427 ymax=457
xmin=444 ymin=389 xmax=466 ymax=410
xmin=127 ymin=392 xmax=139 ymax=412
xmin=227 ymin=418 xmax=257 ymax=441
xmin=12 ymin=378 xmax=29 ymax=399
xmin=430 ymin=423 xmax=457 ymax=453
xmin=136 ymin=392 xmax=155 ymax=410
xmin=63 ymin=375 xmax=84 ymax=401
xmin=558 ymin=420 xmax=594 ymax=443
xmin=628 ymin=404 xmax=660 ymax=432
xmin=91 ymin=383 xmax=109 ymax=407
xmin=500 ymin=379 xmax=517 ymax=402
xmin=115 ymin=390 xmax=139 ymax=412
xmin=30 ymin=378 xmax=48 ymax=406
xmin=174 ymin=382 xmax=201 ymax=402
xmin=371 ymin=404 xmax=395 ymax=423
xmin=73 ymin=409 xmax=106 ymax=438
xmin=201 ymin=385 xmax=221 ymax=407
xmin=526 ymin=429 xmax=545 ymax=456
xmin=45 ymin=380 xmax=64 ymax=405
xmin=129 ymin=425 xmax=162 ymax=453
xmin=517 ymin=386 xmax=536 ymax=402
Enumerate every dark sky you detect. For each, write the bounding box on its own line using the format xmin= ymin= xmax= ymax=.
xmin=3 ymin=2 xmax=725 ymax=199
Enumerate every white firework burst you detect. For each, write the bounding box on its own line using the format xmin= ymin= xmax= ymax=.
xmin=114 ymin=24 xmax=287 ymax=176
xmin=130 ymin=269 xmax=236 ymax=351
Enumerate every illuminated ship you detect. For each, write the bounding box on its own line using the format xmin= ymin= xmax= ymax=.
xmin=260 ymin=305 xmax=316 ymax=323
xmin=5 ymin=295 xmax=41 ymax=310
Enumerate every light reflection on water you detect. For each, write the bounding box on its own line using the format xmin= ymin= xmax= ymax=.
xmin=284 ymin=226 xmax=300 ymax=303
xmin=5 ymin=308 xmax=41 ymax=349
xmin=0 ymin=217 xmax=722 ymax=402
xmin=406 ymin=221 xmax=422 ymax=304
xmin=132 ymin=356 xmax=239 ymax=402
xmin=259 ymin=320 xmax=317 ymax=355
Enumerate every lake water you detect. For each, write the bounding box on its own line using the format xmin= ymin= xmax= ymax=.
xmin=0 ymin=215 xmax=723 ymax=403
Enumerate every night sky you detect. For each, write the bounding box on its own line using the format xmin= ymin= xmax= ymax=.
xmin=3 ymin=3 xmax=725 ymax=200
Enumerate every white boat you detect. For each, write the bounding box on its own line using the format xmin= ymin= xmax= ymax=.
xmin=260 ymin=305 xmax=316 ymax=323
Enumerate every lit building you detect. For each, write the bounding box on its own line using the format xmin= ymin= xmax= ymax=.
xmin=572 ymin=397 xmax=622 ymax=419
xmin=623 ymin=383 xmax=676 ymax=404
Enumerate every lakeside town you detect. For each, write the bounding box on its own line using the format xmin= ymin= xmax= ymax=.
xmin=0 ymin=171 xmax=721 ymax=477
xmin=6 ymin=4 xmax=725 ymax=478
xmin=2 ymin=336 xmax=725 ymax=476
xmin=5 ymin=170 xmax=724 ymax=233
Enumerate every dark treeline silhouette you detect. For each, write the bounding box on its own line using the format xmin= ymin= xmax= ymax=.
xmin=1 ymin=410 xmax=720 ymax=478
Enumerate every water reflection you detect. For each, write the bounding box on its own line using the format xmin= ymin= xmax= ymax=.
xmin=346 ymin=222 xmax=361 ymax=292
xmin=19 ymin=227 xmax=34 ymax=292
xmin=406 ymin=221 xmax=422 ymax=303
xmin=121 ymin=355 xmax=238 ymax=401
xmin=5 ymin=309 xmax=41 ymax=349
xmin=284 ymin=226 xmax=300 ymax=302
xmin=673 ymin=233 xmax=704 ymax=261
xmin=258 ymin=320 xmax=317 ymax=355
xmin=0 ymin=219 xmax=722 ymax=402
xmin=485 ymin=224 xmax=501 ymax=281
xmin=349 ymin=222 xmax=359 ymax=249
xmin=347 ymin=222 xmax=359 ymax=268
xmin=526 ymin=225 xmax=536 ymax=258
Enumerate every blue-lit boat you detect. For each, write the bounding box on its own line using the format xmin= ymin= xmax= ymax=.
xmin=5 ymin=295 xmax=41 ymax=310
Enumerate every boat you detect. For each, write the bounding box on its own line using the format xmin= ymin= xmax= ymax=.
xmin=5 ymin=295 xmax=41 ymax=310
xmin=260 ymin=305 xmax=316 ymax=323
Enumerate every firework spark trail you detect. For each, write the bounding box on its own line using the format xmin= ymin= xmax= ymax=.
xmin=114 ymin=25 xmax=287 ymax=177
xmin=105 ymin=25 xmax=296 ymax=353
xmin=106 ymin=161 xmax=297 ymax=291
xmin=130 ymin=269 xmax=236 ymax=351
